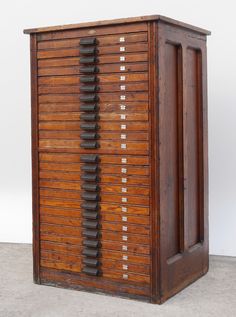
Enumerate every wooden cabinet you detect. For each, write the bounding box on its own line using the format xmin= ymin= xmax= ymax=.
xmin=24 ymin=15 xmax=210 ymax=303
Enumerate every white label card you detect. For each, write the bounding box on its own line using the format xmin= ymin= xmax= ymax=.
xmin=120 ymin=66 xmax=126 ymax=71
xmin=120 ymin=105 xmax=126 ymax=110
xmin=122 ymin=226 xmax=128 ymax=231
xmin=123 ymin=274 xmax=128 ymax=279
xmin=120 ymin=56 xmax=125 ymax=61
xmin=121 ymin=158 xmax=127 ymax=163
xmin=120 ymin=95 xmax=126 ymax=100
xmin=121 ymin=144 xmax=127 ymax=149
xmin=121 ymin=187 xmax=127 ymax=193
xmin=120 ymin=47 xmax=125 ymax=52
xmin=122 ymin=216 xmax=127 ymax=221
xmin=122 ymin=197 xmax=127 ymax=203
xmin=122 ymin=235 xmax=128 ymax=241
xmin=122 ymin=245 xmax=128 ymax=251
xmin=120 ymin=85 xmax=126 ymax=90
xmin=123 ymin=255 xmax=128 ymax=260
xmin=121 ymin=124 xmax=126 ymax=129
xmin=120 ymin=76 xmax=125 ymax=81
xmin=122 ymin=206 xmax=127 ymax=212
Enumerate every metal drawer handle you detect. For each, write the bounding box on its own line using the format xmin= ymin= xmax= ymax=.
xmin=80 ymin=104 xmax=99 ymax=112
xmin=83 ymin=257 xmax=99 ymax=267
xmin=80 ymin=85 xmax=99 ymax=92
xmin=82 ymin=192 xmax=100 ymax=201
xmin=83 ymin=220 xmax=99 ymax=229
xmin=81 ymin=164 xmax=98 ymax=172
xmin=80 ymin=141 xmax=99 ymax=149
xmin=80 ymin=37 xmax=97 ymax=45
xmin=82 ymin=247 xmax=99 ymax=257
xmin=80 ymin=76 xmax=97 ymax=83
xmin=80 ymin=154 xmax=99 ymax=163
xmin=79 ymin=47 xmax=97 ymax=55
xmin=82 ymin=267 xmax=99 ymax=276
xmin=80 ymin=94 xmax=99 ymax=102
xmin=83 ymin=239 xmax=99 ymax=248
xmin=83 ymin=210 xmax=98 ymax=219
xmin=80 ymin=123 xmax=99 ymax=131
xmin=80 ymin=113 xmax=99 ymax=121
xmin=80 ymin=56 xmax=98 ymax=64
xmin=80 ymin=132 xmax=99 ymax=140
xmin=81 ymin=202 xmax=99 ymax=210
xmin=80 ymin=66 xmax=99 ymax=74
xmin=81 ymin=173 xmax=99 ymax=182
xmin=82 ymin=183 xmax=99 ymax=191
xmin=83 ymin=229 xmax=99 ymax=238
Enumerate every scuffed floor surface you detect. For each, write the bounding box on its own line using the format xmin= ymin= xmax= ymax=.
xmin=0 ymin=243 xmax=235 ymax=317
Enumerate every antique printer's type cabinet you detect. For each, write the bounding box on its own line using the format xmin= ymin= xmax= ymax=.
xmin=24 ymin=15 xmax=210 ymax=303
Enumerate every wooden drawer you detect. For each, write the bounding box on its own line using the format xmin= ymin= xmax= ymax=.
xmin=40 ymin=208 xmax=149 ymax=225
xmin=39 ymin=111 xmax=149 ymax=121
xmin=37 ymin=43 xmax=148 ymax=59
xmin=40 ymin=234 xmax=150 ymax=255
xmin=39 ymin=131 xmax=149 ymax=141
xmin=40 ymin=180 xmax=149 ymax=196
xmin=40 ymin=170 xmax=150 ymax=186
xmin=38 ymin=32 xmax=148 ymax=50
xmin=38 ymin=53 xmax=148 ymax=68
xmin=38 ymin=62 xmax=148 ymax=76
xmin=40 ymin=204 xmax=149 ymax=217
xmin=38 ymin=73 xmax=148 ymax=85
xmin=39 ymin=153 xmax=149 ymax=165
xmin=39 ymin=102 xmax=149 ymax=112
xmin=38 ymin=92 xmax=148 ymax=103
xmin=39 ymin=82 xmax=148 ymax=94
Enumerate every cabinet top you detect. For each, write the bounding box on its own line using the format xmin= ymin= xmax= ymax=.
xmin=23 ymin=15 xmax=210 ymax=35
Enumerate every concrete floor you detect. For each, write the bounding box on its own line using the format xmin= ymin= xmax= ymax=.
xmin=0 ymin=243 xmax=235 ymax=317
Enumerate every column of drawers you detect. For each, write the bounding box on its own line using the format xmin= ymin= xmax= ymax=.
xmin=37 ymin=24 xmax=151 ymax=290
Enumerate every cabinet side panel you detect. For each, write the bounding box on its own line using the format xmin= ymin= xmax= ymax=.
xmin=164 ymin=43 xmax=183 ymax=258
xmin=30 ymin=34 xmax=40 ymax=283
xmin=185 ymin=48 xmax=203 ymax=248
xmin=158 ymin=22 xmax=209 ymax=303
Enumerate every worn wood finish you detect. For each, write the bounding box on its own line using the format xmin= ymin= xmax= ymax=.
xmin=25 ymin=15 xmax=209 ymax=303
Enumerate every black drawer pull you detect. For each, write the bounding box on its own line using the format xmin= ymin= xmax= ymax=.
xmin=80 ymin=113 xmax=99 ymax=121
xmin=83 ymin=210 xmax=98 ymax=219
xmin=83 ymin=248 xmax=99 ymax=257
xmin=82 ymin=192 xmax=100 ymax=201
xmin=80 ymin=154 xmax=99 ymax=163
xmin=80 ymin=66 xmax=99 ymax=73
xmin=80 ymin=56 xmax=97 ymax=64
xmin=80 ymin=132 xmax=99 ymax=140
xmin=83 ymin=229 xmax=99 ymax=238
xmin=80 ymin=104 xmax=99 ymax=112
xmin=81 ymin=164 xmax=98 ymax=172
xmin=80 ymin=37 xmax=97 ymax=45
xmin=83 ymin=240 xmax=99 ymax=248
xmin=79 ymin=47 xmax=97 ymax=55
xmin=81 ymin=202 xmax=99 ymax=210
xmin=80 ymin=141 xmax=99 ymax=149
xmin=80 ymin=94 xmax=98 ymax=102
xmin=83 ymin=220 xmax=99 ymax=229
xmin=80 ymin=85 xmax=99 ymax=92
xmin=81 ymin=173 xmax=99 ymax=182
xmin=83 ymin=257 xmax=99 ymax=267
xmin=80 ymin=123 xmax=99 ymax=131
xmin=82 ymin=267 xmax=99 ymax=276
xmin=82 ymin=183 xmax=99 ymax=191
xmin=80 ymin=76 xmax=97 ymax=83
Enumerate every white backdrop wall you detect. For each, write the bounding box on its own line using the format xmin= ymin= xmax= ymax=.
xmin=0 ymin=0 xmax=235 ymax=256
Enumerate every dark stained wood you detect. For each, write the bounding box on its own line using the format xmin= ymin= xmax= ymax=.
xmin=25 ymin=15 xmax=209 ymax=304
xmin=30 ymin=34 xmax=40 ymax=284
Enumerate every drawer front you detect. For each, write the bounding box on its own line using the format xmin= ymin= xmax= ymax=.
xmin=37 ymin=22 xmax=152 ymax=296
